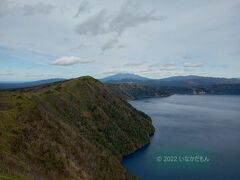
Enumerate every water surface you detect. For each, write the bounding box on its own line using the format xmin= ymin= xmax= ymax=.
xmin=123 ymin=95 xmax=240 ymax=180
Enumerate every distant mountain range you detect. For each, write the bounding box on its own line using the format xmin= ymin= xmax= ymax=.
xmin=1 ymin=74 xmax=240 ymax=99
xmin=0 ymin=78 xmax=64 ymax=90
xmin=101 ymin=73 xmax=240 ymax=85
xmin=101 ymin=73 xmax=240 ymax=99
xmin=100 ymin=73 xmax=148 ymax=83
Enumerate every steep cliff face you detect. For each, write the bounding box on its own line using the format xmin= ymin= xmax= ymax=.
xmin=0 ymin=76 xmax=154 ymax=180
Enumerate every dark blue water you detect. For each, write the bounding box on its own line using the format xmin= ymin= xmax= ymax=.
xmin=123 ymin=95 xmax=240 ymax=180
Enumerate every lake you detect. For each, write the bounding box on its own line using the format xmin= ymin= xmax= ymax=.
xmin=122 ymin=95 xmax=240 ymax=180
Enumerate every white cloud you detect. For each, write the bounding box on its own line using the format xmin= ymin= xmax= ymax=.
xmin=162 ymin=62 xmax=176 ymax=67
xmin=149 ymin=62 xmax=176 ymax=68
xmin=0 ymin=70 xmax=14 ymax=77
xmin=52 ymin=56 xmax=94 ymax=66
xmin=124 ymin=61 xmax=145 ymax=67
xmin=97 ymin=69 xmax=122 ymax=77
xmin=183 ymin=62 xmax=206 ymax=68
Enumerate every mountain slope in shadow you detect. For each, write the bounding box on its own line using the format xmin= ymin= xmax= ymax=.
xmin=102 ymin=74 xmax=240 ymax=99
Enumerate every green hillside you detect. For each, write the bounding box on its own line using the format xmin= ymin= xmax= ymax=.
xmin=0 ymin=76 xmax=154 ymax=180
xmin=108 ymin=83 xmax=171 ymax=100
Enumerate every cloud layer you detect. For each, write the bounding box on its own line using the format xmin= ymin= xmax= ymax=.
xmin=75 ymin=0 xmax=166 ymax=37
xmin=22 ymin=2 xmax=55 ymax=16
xmin=183 ymin=62 xmax=206 ymax=68
xmin=0 ymin=0 xmax=239 ymax=80
xmin=74 ymin=1 xmax=89 ymax=18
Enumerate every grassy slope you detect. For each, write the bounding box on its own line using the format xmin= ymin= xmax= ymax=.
xmin=0 ymin=76 xmax=154 ymax=180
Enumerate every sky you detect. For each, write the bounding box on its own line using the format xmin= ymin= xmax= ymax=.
xmin=0 ymin=0 xmax=240 ymax=81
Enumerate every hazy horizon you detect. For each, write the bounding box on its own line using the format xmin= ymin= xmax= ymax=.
xmin=0 ymin=73 xmax=240 ymax=83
